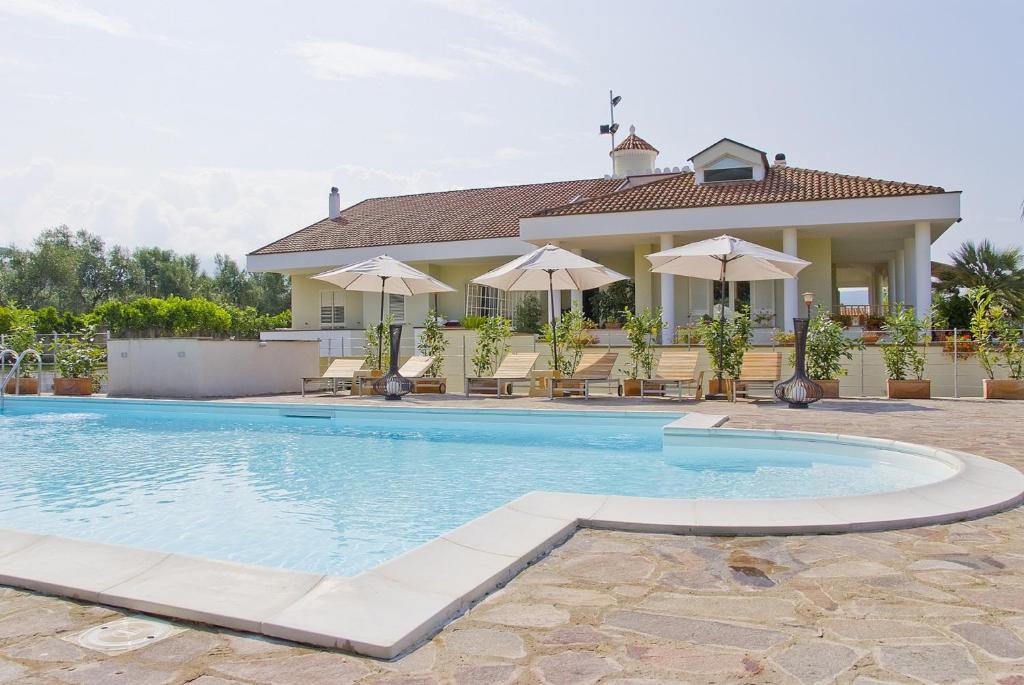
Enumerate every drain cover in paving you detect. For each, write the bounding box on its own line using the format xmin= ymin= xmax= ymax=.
xmin=64 ymin=616 xmax=184 ymax=653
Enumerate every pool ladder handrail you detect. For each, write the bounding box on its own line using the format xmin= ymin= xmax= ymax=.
xmin=0 ymin=348 xmax=43 ymax=411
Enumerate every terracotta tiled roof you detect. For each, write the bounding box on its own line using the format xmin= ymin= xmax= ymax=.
xmin=612 ymin=132 xmax=658 ymax=154
xmin=249 ymin=178 xmax=623 ymax=255
xmin=532 ymin=166 xmax=946 ymax=218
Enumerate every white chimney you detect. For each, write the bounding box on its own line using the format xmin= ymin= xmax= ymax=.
xmin=773 ymin=153 xmax=787 ymax=168
xmin=328 ymin=186 xmax=341 ymax=219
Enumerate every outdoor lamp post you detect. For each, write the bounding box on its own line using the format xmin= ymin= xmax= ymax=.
xmin=802 ymin=291 xmax=814 ymax=319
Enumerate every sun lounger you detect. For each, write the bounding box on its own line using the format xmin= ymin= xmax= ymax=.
xmin=300 ymin=358 xmax=365 ymax=396
xmin=549 ymin=350 xmax=620 ymax=399
xmin=396 ymin=355 xmax=447 ymax=394
xmin=639 ymin=350 xmax=704 ymax=401
xmin=465 ymin=352 xmax=540 ymax=397
xmin=734 ymin=351 xmax=782 ymax=400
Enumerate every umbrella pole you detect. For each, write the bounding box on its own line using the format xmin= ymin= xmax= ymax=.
xmin=547 ymin=270 xmax=558 ymax=373
xmin=378 ymin=276 xmax=388 ymax=371
xmin=716 ymin=258 xmax=727 ymax=398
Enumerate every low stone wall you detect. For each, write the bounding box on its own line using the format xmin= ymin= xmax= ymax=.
xmin=108 ymin=339 xmax=319 ymax=398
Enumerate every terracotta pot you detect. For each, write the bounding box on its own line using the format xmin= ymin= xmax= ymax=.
xmin=621 ymin=378 xmax=643 ymax=397
xmin=707 ymin=378 xmax=734 ymax=397
xmin=983 ymin=378 xmax=1024 ymax=400
xmin=813 ymin=378 xmax=840 ymax=399
xmin=886 ymin=379 xmax=931 ymax=399
xmin=54 ymin=377 xmax=93 ymax=396
xmin=861 ymin=333 xmax=882 ymax=345
xmin=3 ymin=377 xmax=38 ymax=394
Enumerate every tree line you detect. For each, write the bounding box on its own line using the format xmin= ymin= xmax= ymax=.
xmin=0 ymin=226 xmax=290 ymax=315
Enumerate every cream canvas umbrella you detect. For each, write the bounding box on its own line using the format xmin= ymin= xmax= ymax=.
xmin=471 ymin=244 xmax=628 ymax=371
xmin=646 ymin=235 xmax=810 ymax=397
xmin=312 ymin=255 xmax=455 ymax=370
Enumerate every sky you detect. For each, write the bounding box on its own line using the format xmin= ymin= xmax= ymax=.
xmin=1 ymin=0 xmax=1022 ymax=270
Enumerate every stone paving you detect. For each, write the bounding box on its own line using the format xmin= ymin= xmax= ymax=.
xmin=1 ymin=396 xmax=1023 ymax=684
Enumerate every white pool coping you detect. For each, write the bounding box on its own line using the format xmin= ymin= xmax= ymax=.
xmin=1 ymin=396 xmax=1022 ymax=658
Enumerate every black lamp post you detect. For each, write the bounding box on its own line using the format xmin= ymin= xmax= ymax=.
xmin=802 ymin=291 xmax=814 ymax=319
xmin=372 ymin=324 xmax=412 ymax=400
xmin=774 ymin=317 xmax=823 ymax=408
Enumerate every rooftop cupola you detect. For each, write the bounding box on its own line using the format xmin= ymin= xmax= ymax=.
xmin=610 ymin=125 xmax=658 ymax=177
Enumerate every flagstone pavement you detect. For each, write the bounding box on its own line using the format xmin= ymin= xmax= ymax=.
xmin=1 ymin=396 xmax=1023 ymax=684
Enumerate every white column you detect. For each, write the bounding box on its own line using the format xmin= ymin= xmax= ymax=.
xmin=903 ymin=237 xmax=916 ymax=312
xmin=914 ymin=222 xmax=932 ymax=320
xmin=896 ymin=249 xmax=906 ymax=305
xmin=867 ymin=272 xmax=878 ymax=313
xmin=569 ymin=248 xmax=583 ymax=313
xmin=658 ymin=234 xmax=675 ymax=343
xmin=887 ymin=258 xmax=897 ymax=310
xmin=782 ymin=227 xmax=798 ymax=331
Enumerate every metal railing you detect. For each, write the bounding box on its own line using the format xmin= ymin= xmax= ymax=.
xmin=1 ymin=348 xmax=43 ymax=411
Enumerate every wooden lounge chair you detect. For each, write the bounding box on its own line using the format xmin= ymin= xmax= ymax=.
xmin=397 ymin=355 xmax=447 ymax=394
xmin=734 ymin=351 xmax=782 ymax=400
xmin=300 ymin=358 xmax=365 ymax=396
xmin=639 ymin=350 xmax=704 ymax=401
xmin=465 ymin=352 xmax=540 ymax=397
xmin=549 ymin=350 xmax=620 ymax=399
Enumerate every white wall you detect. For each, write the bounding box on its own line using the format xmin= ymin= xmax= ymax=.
xmin=108 ymin=339 xmax=320 ymax=398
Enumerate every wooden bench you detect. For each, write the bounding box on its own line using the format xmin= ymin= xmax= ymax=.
xmin=549 ymin=350 xmax=619 ymax=399
xmin=466 ymin=352 xmax=540 ymax=397
xmin=640 ymin=350 xmax=704 ymax=401
xmin=300 ymin=358 xmax=364 ymax=396
xmin=734 ymin=351 xmax=782 ymax=400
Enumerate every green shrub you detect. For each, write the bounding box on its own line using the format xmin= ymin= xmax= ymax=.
xmin=53 ymin=326 xmax=106 ymax=379
xmin=880 ymin=304 xmax=928 ymax=380
xmin=541 ymin=306 xmax=596 ymax=376
xmin=471 ymin=316 xmax=512 ymax=377
xmin=513 ymin=294 xmax=543 ymax=334
xmin=696 ymin=305 xmax=753 ymax=379
xmin=417 ymin=310 xmax=449 ymax=377
xmin=364 ymin=313 xmax=395 ymax=372
xmin=621 ymin=307 xmax=663 ymax=379
xmin=460 ymin=315 xmax=488 ymax=330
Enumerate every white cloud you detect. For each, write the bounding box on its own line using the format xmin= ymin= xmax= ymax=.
xmin=289 ymin=40 xmax=460 ymax=81
xmin=457 ymin=110 xmax=495 ymax=127
xmin=0 ymin=0 xmax=135 ymax=36
xmin=422 ymin=0 xmax=571 ymax=56
xmin=0 ymin=160 xmax=446 ymax=263
xmin=457 ymin=45 xmax=576 ymax=86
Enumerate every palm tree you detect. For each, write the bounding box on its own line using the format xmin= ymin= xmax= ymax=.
xmin=938 ymin=240 xmax=1024 ymax=318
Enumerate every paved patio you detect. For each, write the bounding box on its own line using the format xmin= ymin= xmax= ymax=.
xmin=1 ymin=397 xmax=1022 ymax=684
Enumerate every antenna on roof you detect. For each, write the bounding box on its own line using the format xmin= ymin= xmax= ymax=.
xmin=599 ymin=90 xmax=621 ymax=175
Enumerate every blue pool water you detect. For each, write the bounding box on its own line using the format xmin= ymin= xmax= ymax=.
xmin=0 ymin=401 xmax=946 ymax=575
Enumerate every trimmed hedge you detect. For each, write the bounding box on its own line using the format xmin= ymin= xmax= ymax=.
xmin=1 ymin=298 xmax=290 ymax=340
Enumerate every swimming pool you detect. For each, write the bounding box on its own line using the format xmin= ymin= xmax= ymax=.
xmin=1 ymin=398 xmax=951 ymax=576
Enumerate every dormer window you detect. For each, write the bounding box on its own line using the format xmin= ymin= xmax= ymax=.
xmin=688 ymin=138 xmax=770 ymax=185
xmin=703 ymin=166 xmax=753 ymax=183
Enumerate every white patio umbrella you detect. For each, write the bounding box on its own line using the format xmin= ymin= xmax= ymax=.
xmin=646 ymin=235 xmax=810 ymax=396
xmin=472 ymin=244 xmax=628 ymax=371
xmin=312 ymin=255 xmax=455 ymax=370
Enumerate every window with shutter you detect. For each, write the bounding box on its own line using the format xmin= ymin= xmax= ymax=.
xmin=388 ymin=294 xmax=405 ymax=323
xmin=319 ymin=291 xmax=345 ymax=329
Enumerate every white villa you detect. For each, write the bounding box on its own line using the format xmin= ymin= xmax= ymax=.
xmin=247 ymin=131 xmax=961 ymax=346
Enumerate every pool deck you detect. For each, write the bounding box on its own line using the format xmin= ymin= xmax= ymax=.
xmin=1 ymin=396 xmax=1023 ymax=682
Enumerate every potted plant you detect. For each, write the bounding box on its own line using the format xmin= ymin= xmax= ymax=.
xmin=751 ymin=308 xmax=775 ymax=329
xmin=772 ymin=329 xmax=796 ymax=347
xmin=620 ymin=307 xmax=663 ymax=396
xmin=52 ymin=327 xmax=106 ymax=396
xmin=414 ymin=310 xmax=449 ymax=393
xmin=695 ymin=305 xmax=752 ymax=396
xmin=880 ymin=304 xmax=930 ymax=399
xmin=359 ymin=313 xmax=394 ymax=394
xmin=471 ymin=316 xmax=512 ymax=392
xmin=3 ymin=319 xmax=40 ymax=395
xmin=542 ymin=306 xmax=597 ymax=395
xmin=968 ymin=287 xmax=1024 ymax=400
xmin=791 ymin=310 xmax=863 ymax=399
